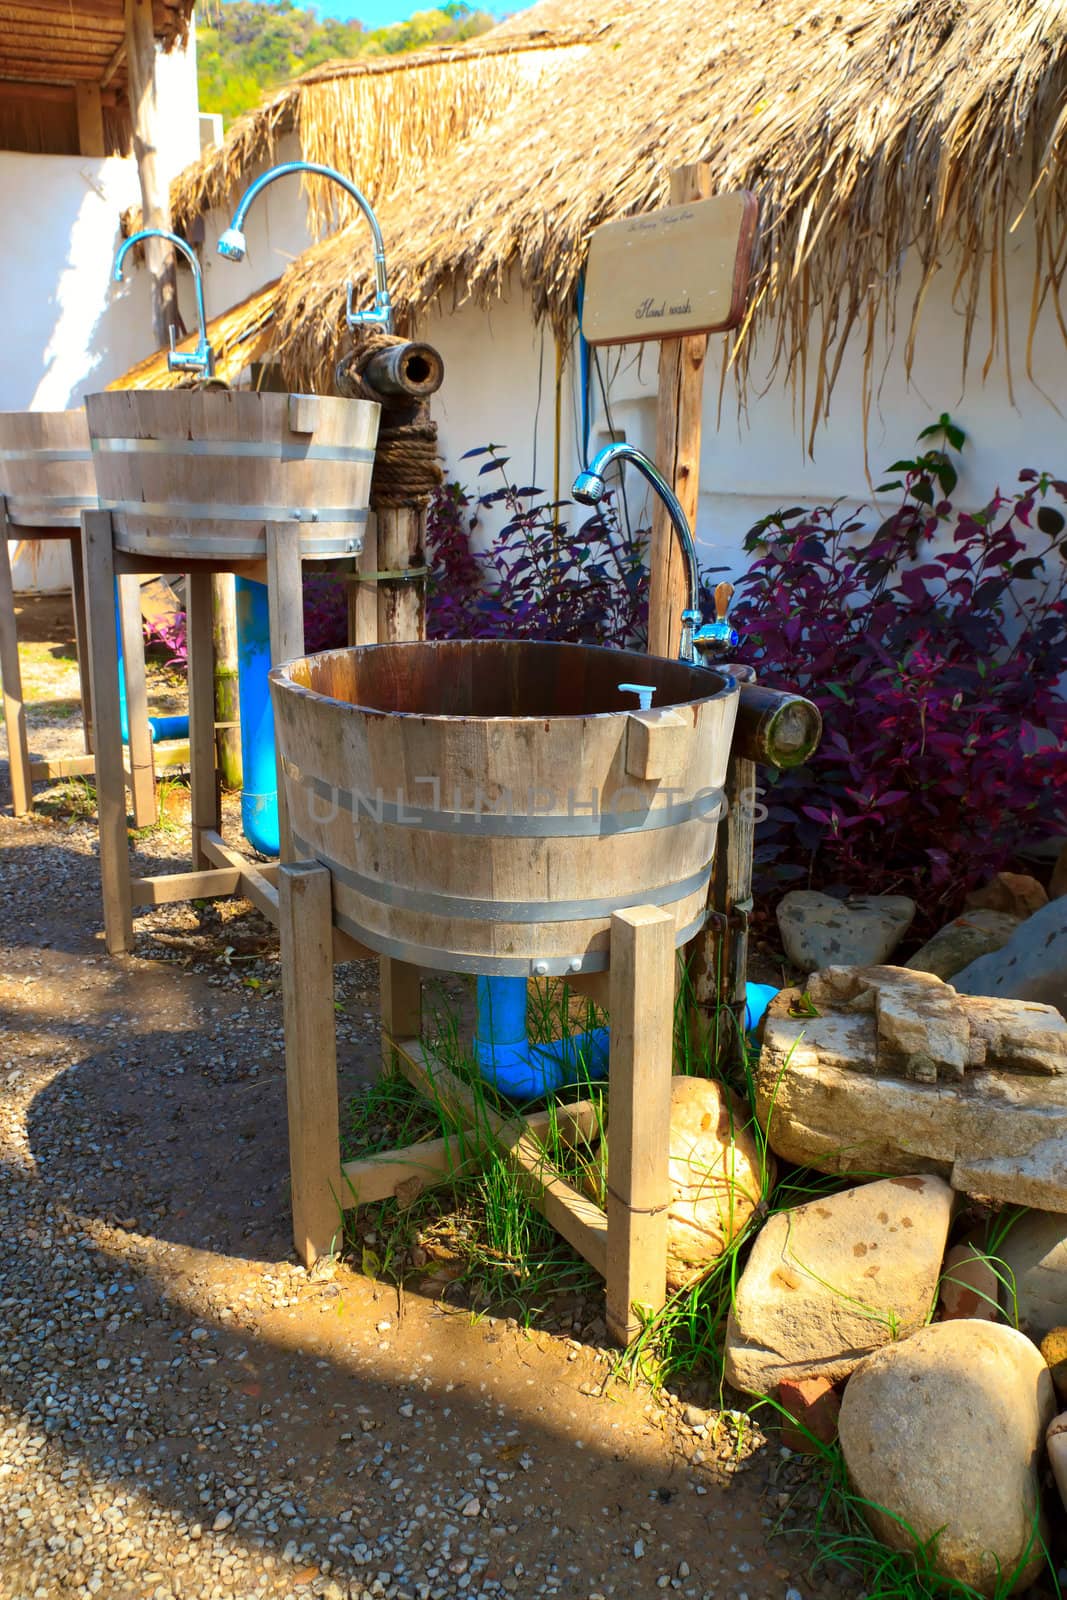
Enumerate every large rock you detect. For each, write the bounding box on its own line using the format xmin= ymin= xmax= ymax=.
xmin=907 ymin=910 xmax=1021 ymax=981
xmin=723 ymin=1175 xmax=952 ymax=1394
xmin=953 ymin=898 xmax=1067 ymax=1014
xmin=965 ymin=871 xmax=1048 ymax=919
xmin=756 ymin=966 xmax=1067 ymax=1211
xmin=1049 ymin=1412 xmax=1067 ymax=1518
xmin=839 ymin=1321 xmax=1055 ymax=1594
xmin=776 ymin=891 xmax=916 ymax=973
xmin=997 ymin=1210 xmax=1067 ymax=1341
xmin=664 ymin=1076 xmax=767 ymax=1291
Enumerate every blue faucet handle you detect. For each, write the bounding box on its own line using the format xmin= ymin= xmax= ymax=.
xmin=618 ymin=682 xmax=657 ymax=710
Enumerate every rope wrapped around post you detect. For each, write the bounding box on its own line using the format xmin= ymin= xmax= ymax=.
xmin=336 ymin=330 xmax=446 ymax=644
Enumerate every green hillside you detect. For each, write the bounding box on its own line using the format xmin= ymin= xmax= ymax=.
xmin=197 ymin=0 xmax=497 ymax=122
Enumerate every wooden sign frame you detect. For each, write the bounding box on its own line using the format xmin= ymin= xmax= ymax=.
xmin=581 ymin=190 xmax=758 ymax=347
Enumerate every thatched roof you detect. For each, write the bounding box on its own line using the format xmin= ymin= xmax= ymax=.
xmin=123 ymin=0 xmax=1067 ymax=437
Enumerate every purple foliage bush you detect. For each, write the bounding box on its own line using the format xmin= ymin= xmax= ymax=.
xmin=731 ymin=416 xmax=1067 ymax=916
xmin=426 ymin=446 xmax=648 ymax=647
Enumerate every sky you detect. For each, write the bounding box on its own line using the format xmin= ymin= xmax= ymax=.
xmin=316 ymin=0 xmax=520 ymax=26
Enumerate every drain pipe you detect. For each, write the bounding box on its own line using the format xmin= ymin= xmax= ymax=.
xmin=475 ymin=975 xmax=610 ymax=1100
xmin=114 ymin=585 xmax=190 ymax=745
xmin=234 ymin=576 xmax=279 ymax=857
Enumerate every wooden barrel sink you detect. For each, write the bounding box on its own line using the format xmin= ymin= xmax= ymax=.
xmin=86 ymin=390 xmax=380 ymax=563
xmin=271 ymin=639 xmax=740 ymax=975
xmin=0 ymin=410 xmax=95 ymax=531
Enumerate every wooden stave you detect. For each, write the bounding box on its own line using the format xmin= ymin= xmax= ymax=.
xmin=85 ymin=389 xmax=380 ymax=562
xmin=272 ymin=640 xmax=740 ymax=973
xmin=0 ymin=410 xmax=95 ymax=532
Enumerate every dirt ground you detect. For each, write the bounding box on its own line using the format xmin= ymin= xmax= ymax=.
xmin=0 ymin=596 xmax=845 ymax=1600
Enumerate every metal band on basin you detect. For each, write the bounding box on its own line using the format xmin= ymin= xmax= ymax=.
xmin=91 ymin=437 xmax=375 ymax=464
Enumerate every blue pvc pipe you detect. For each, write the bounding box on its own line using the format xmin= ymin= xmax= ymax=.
xmin=475 ymin=975 xmax=609 ymax=1100
xmin=114 ymin=583 xmax=190 ymax=745
xmin=234 ymin=576 xmax=279 ymax=857
xmin=474 ymin=975 xmax=779 ymax=1102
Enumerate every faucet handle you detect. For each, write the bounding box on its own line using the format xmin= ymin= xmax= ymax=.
xmin=618 ymin=682 xmax=657 ymax=710
xmin=692 ymin=581 xmax=740 ymax=661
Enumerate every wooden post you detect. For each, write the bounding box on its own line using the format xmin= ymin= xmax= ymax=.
xmin=647 ymin=163 xmax=714 ymax=660
xmin=75 ymin=83 xmax=106 ymax=156
xmin=185 ymin=569 xmax=219 ymax=869
xmin=605 ymin=905 xmax=675 ymax=1345
xmin=265 ymin=525 xmax=305 ymax=862
xmin=279 ymin=862 xmax=343 ymax=1266
xmin=125 ymin=0 xmax=180 ymax=349
xmin=0 ymin=500 xmax=33 ymax=817
xmin=69 ymin=536 xmax=94 ymax=755
xmin=211 ymin=573 xmax=242 ymax=790
xmin=117 ymin=574 xmax=157 ymax=828
xmin=348 ymin=517 xmax=379 ymax=646
xmin=82 ymin=511 xmax=133 ymax=954
xmin=380 ymin=958 xmax=422 ymax=1068
xmin=376 ymin=507 xmax=424 ymax=644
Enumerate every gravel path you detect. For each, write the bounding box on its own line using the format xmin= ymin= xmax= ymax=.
xmin=0 ymin=603 xmax=842 ymax=1600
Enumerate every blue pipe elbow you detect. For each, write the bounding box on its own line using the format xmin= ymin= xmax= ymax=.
xmin=235 ymin=576 xmax=279 ymax=857
xmin=475 ymin=975 xmax=609 ymax=1100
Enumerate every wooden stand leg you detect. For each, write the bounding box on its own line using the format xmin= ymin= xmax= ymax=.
xmin=82 ymin=511 xmax=133 ymax=954
xmin=0 ymin=500 xmax=32 ymax=816
xmin=279 ymin=862 xmax=343 ymax=1266
xmin=265 ymin=526 xmax=305 ymax=863
xmin=606 ymin=905 xmax=675 ymax=1346
xmin=379 ymin=957 xmax=422 ymax=1067
xmin=117 ymin=573 xmax=156 ymax=827
xmin=69 ymin=535 xmax=94 ymax=755
xmin=185 ymin=569 xmax=219 ymax=870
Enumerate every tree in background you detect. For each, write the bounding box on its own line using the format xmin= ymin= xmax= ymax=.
xmin=198 ymin=0 xmax=497 ymax=122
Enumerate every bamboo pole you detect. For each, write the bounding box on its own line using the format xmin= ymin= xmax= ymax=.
xmin=647 ymin=163 xmax=714 ymax=660
xmin=125 ymin=0 xmax=180 ymax=349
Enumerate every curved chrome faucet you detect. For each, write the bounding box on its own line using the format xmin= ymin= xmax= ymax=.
xmin=573 ymin=442 xmax=707 ymax=662
xmin=114 ymin=228 xmax=215 ymax=378
xmin=217 ymin=161 xmax=393 ymax=334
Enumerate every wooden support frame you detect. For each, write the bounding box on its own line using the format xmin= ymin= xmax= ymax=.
xmin=83 ymin=510 xmax=365 ymax=954
xmin=277 ymin=855 xmax=678 ymax=1345
xmin=0 ymin=498 xmax=170 ymax=819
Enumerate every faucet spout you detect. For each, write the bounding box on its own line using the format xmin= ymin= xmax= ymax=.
xmin=572 ymin=442 xmax=702 ymax=662
xmin=114 ymin=229 xmax=215 ymax=378
xmin=218 ymin=161 xmax=393 ymax=334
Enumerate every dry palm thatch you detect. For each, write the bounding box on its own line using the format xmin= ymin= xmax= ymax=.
xmin=137 ymin=0 xmax=1067 ymax=441
xmin=169 ymin=26 xmax=595 ymax=234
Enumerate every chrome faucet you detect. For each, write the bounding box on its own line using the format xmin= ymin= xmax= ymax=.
xmin=217 ymin=161 xmax=393 ymax=334
xmin=114 ymin=228 xmax=215 ymax=378
xmin=573 ymin=443 xmax=737 ymax=664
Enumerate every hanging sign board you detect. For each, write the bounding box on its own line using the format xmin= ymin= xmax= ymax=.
xmin=580 ymin=190 xmax=758 ymax=347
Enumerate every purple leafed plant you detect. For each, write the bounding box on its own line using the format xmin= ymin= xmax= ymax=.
xmin=729 ymin=415 xmax=1067 ymax=918
xmin=426 ymin=445 xmax=649 ymax=647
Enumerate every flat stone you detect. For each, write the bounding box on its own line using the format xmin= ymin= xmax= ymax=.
xmin=664 ymin=1076 xmax=768 ymax=1291
xmin=938 ymin=1239 xmax=1000 ymax=1322
xmin=965 ymin=871 xmax=1048 ymax=920
xmin=907 ymin=911 xmax=1021 ymax=981
xmin=839 ymin=1321 xmax=1055 ymax=1595
xmin=723 ymin=1175 xmax=952 ymax=1394
xmin=997 ymin=1210 xmax=1067 ymax=1341
xmin=953 ymin=898 xmax=1067 ymax=1014
xmin=756 ymin=970 xmax=1067 ymax=1210
xmin=776 ymin=892 xmax=916 ymax=973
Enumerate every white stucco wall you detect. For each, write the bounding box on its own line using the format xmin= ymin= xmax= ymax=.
xmin=200 ymin=165 xmax=1067 ymax=597
xmin=2 ymin=29 xmax=201 ymax=590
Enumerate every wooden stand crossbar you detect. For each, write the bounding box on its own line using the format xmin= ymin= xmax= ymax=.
xmin=278 ymin=858 xmax=677 ymax=1345
xmin=0 ymin=497 xmax=177 ymax=821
